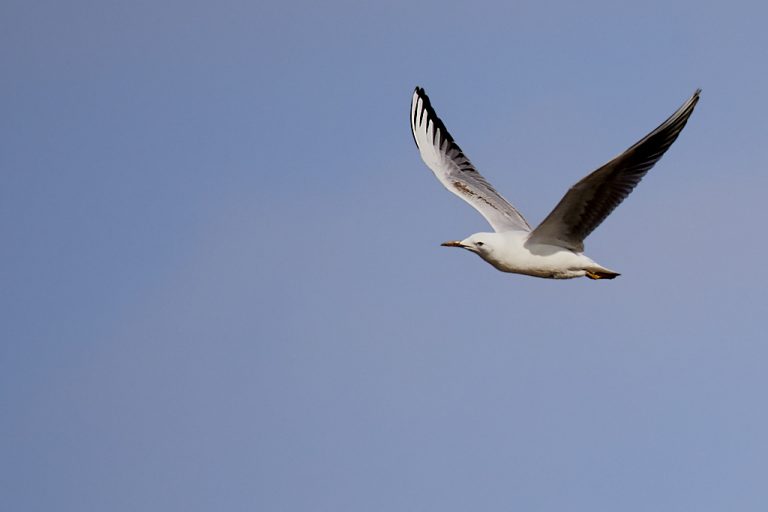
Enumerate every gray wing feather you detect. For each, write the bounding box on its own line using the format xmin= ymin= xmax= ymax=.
xmin=410 ymin=87 xmax=531 ymax=233
xmin=528 ymin=89 xmax=701 ymax=252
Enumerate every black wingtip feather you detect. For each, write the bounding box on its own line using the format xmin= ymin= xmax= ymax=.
xmin=410 ymin=87 xmax=463 ymax=154
xmin=410 ymin=87 xmax=424 ymax=148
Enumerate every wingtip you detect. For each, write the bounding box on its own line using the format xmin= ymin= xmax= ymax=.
xmin=684 ymin=89 xmax=702 ymax=115
xmin=412 ymin=87 xmax=434 ymax=113
xmin=689 ymin=88 xmax=702 ymax=106
xmin=670 ymin=88 xmax=701 ymax=120
xmin=410 ymin=87 xmax=427 ymax=148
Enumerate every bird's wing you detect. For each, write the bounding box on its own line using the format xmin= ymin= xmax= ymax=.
xmin=528 ymin=89 xmax=701 ymax=252
xmin=410 ymin=87 xmax=531 ymax=233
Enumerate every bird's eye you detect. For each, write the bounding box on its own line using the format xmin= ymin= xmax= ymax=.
xmin=476 ymin=241 xmax=485 ymax=247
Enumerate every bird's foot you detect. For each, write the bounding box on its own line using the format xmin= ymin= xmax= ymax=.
xmin=586 ymin=271 xmax=620 ymax=280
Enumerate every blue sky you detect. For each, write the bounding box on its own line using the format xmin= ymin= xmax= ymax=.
xmin=2 ymin=0 xmax=767 ymax=510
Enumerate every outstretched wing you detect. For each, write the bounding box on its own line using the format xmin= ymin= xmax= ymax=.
xmin=410 ymin=87 xmax=531 ymax=233
xmin=528 ymin=89 xmax=701 ymax=252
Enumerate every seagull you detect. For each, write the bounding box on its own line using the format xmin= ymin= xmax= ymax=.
xmin=410 ymin=87 xmax=700 ymax=280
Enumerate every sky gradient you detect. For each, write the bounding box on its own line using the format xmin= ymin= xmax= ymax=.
xmin=2 ymin=0 xmax=768 ymax=510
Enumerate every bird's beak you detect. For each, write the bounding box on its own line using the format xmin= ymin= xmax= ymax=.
xmin=441 ymin=240 xmax=467 ymax=248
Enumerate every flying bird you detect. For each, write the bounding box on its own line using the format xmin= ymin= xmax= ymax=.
xmin=410 ymin=87 xmax=700 ymax=280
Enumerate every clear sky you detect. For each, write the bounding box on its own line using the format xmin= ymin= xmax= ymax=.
xmin=2 ymin=0 xmax=767 ymax=510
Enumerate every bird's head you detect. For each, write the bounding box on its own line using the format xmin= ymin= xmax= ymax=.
xmin=441 ymin=233 xmax=494 ymax=255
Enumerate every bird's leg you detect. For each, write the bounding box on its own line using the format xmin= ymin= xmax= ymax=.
xmin=586 ymin=270 xmax=619 ymax=280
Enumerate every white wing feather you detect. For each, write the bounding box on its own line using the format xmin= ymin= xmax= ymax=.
xmin=410 ymin=88 xmax=531 ymax=233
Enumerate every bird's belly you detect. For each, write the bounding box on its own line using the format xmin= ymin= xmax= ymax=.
xmin=486 ymin=244 xmax=591 ymax=279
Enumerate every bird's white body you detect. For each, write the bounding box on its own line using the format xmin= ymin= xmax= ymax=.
xmin=410 ymin=87 xmax=700 ymax=280
xmin=451 ymin=231 xmax=616 ymax=279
